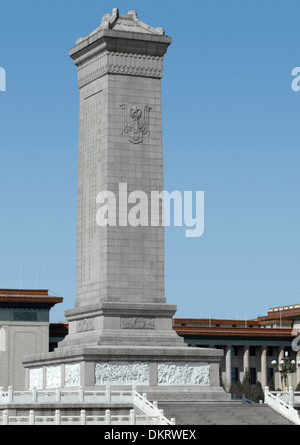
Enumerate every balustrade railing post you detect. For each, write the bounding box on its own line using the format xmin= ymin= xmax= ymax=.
xmin=159 ymin=409 xmax=164 ymax=425
xmin=79 ymin=386 xmax=84 ymax=403
xmin=56 ymin=388 xmax=61 ymax=403
xmin=29 ymin=410 xmax=35 ymax=425
xmin=130 ymin=409 xmax=136 ymax=425
xmin=8 ymin=386 xmax=13 ymax=403
xmin=264 ymin=386 xmax=269 ymax=403
xmin=106 ymin=386 xmax=111 ymax=402
xmin=32 ymin=388 xmax=37 ymax=403
xmin=171 ymin=418 xmax=176 ymax=425
xmin=142 ymin=393 xmax=147 ymax=399
xmin=55 ymin=410 xmax=61 ymax=425
xmin=81 ymin=410 xmax=86 ymax=425
xmin=105 ymin=409 xmax=111 ymax=425
xmin=3 ymin=409 xmax=8 ymax=425
xmin=289 ymin=386 xmax=294 ymax=407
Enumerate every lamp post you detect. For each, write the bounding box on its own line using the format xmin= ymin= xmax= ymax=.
xmin=271 ymin=351 xmax=300 ymax=390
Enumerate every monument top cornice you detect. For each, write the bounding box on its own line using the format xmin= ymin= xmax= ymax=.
xmin=69 ymin=8 xmax=172 ymax=65
xmin=97 ymin=8 xmax=165 ymax=36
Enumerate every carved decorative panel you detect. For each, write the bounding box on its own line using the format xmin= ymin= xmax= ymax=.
xmin=77 ymin=51 xmax=164 ymax=88
xmin=29 ymin=367 xmax=43 ymax=389
xmin=65 ymin=363 xmax=81 ymax=387
xmin=121 ymin=317 xmax=155 ymax=329
xmin=46 ymin=365 xmax=62 ymax=388
xmin=157 ymin=362 xmax=210 ymax=386
xmin=77 ymin=318 xmax=95 ymax=332
xmin=95 ymin=361 xmax=150 ymax=385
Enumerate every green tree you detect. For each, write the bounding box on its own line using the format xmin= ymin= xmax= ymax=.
xmin=249 ymin=382 xmax=264 ymax=403
xmin=267 ymin=376 xmax=275 ymax=391
xmin=229 ymin=380 xmax=243 ymax=399
xmin=241 ymin=371 xmax=252 ymax=400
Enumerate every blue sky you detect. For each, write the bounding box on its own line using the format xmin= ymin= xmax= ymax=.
xmin=0 ymin=0 xmax=299 ymax=322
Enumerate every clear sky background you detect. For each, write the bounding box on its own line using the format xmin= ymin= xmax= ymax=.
xmin=0 ymin=0 xmax=299 ymax=322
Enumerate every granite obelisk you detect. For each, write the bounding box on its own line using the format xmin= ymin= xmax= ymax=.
xmin=23 ymin=9 xmax=229 ymax=402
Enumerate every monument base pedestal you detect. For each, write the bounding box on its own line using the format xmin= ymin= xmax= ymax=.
xmin=23 ymin=343 xmax=230 ymax=402
xmin=22 ymin=301 xmax=230 ymax=402
xmin=55 ymin=301 xmax=185 ymax=348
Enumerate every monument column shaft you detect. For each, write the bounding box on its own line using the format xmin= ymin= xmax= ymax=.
xmin=75 ymin=54 xmax=167 ymax=308
xmin=23 ymin=12 xmax=228 ymax=403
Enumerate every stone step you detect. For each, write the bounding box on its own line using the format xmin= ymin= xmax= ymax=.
xmin=159 ymin=403 xmax=295 ymax=425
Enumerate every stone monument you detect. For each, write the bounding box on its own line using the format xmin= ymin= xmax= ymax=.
xmin=23 ymin=8 xmax=229 ymax=402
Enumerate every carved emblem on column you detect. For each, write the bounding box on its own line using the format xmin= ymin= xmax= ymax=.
xmin=120 ymin=104 xmax=151 ymax=144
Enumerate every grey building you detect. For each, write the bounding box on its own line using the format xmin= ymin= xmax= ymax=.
xmin=174 ymin=304 xmax=300 ymax=390
xmin=0 ymin=289 xmax=62 ymax=390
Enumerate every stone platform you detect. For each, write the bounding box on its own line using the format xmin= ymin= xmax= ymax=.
xmin=23 ymin=343 xmax=230 ymax=402
xmin=23 ymin=301 xmax=229 ymax=402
